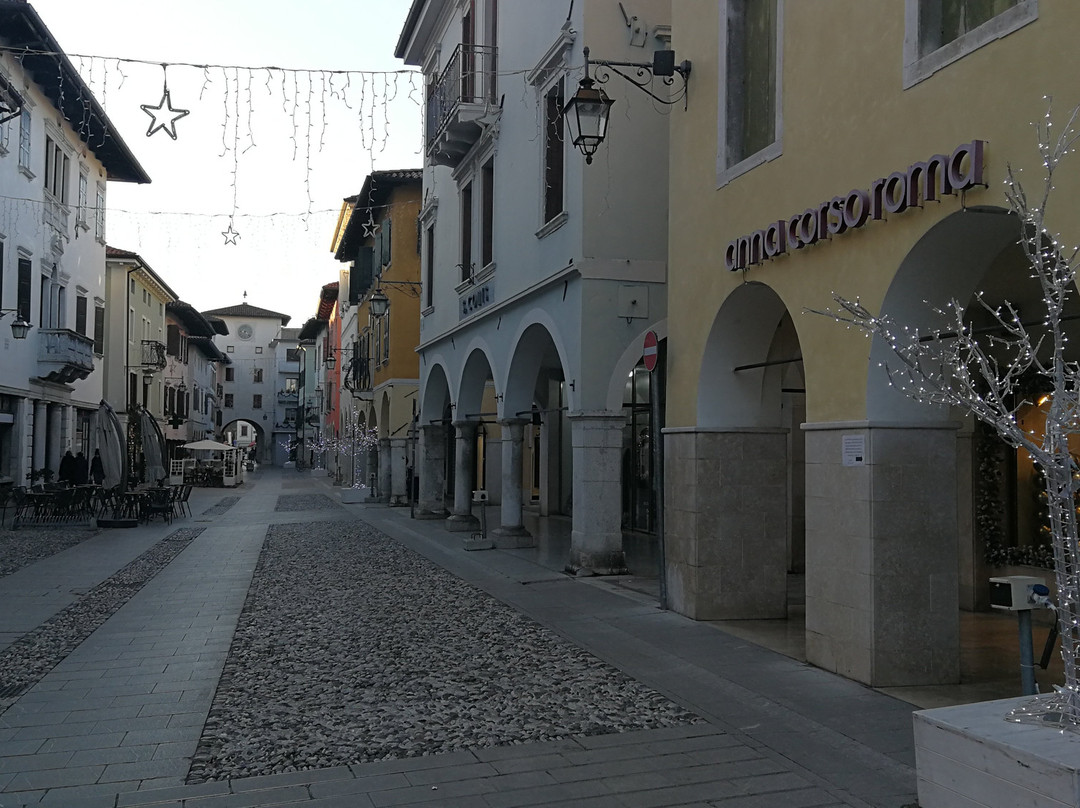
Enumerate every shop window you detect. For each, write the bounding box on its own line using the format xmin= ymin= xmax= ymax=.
xmin=718 ymin=0 xmax=783 ymax=186
xmin=903 ymin=0 xmax=1036 ymax=88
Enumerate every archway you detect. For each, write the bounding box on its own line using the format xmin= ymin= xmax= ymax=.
xmin=447 ymin=347 xmax=497 ymax=532
xmin=417 ymin=363 xmax=453 ymax=519
xmin=670 ymin=281 xmax=799 ymax=620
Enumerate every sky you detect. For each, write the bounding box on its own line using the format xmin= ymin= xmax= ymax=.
xmin=27 ymin=0 xmax=423 ymax=327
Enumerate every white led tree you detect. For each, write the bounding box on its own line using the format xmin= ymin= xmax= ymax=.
xmin=814 ymin=101 xmax=1080 ymax=728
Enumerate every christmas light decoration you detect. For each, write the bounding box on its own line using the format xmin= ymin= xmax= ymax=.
xmin=222 ymin=221 xmax=240 ymax=245
xmin=139 ymin=66 xmax=190 ymax=140
xmin=811 ymin=99 xmax=1080 ymax=729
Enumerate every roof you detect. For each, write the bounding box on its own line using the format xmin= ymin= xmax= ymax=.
xmin=0 ymin=1 xmax=150 ymax=184
xmin=105 ymin=245 xmax=179 ymax=301
xmin=395 ymin=0 xmax=429 ymax=63
xmin=316 ymin=282 xmax=339 ymax=321
xmin=165 ymin=300 xmax=218 ymax=338
xmin=333 ymin=168 xmax=422 ymax=261
xmin=201 ymin=302 xmax=291 ymax=325
xmin=297 ymin=316 xmax=327 ymax=342
xmin=188 ymin=335 xmax=226 ymax=361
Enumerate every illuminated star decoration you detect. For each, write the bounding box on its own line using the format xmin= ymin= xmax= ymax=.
xmin=140 ymin=68 xmax=190 ymax=140
xmin=361 ymin=212 xmax=381 ymax=239
xmin=222 ymin=221 xmax=241 ymax=245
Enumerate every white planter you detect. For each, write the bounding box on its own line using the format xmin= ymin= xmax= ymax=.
xmin=915 ymin=696 xmax=1080 ymax=807
xmin=340 ymin=487 xmax=373 ymax=504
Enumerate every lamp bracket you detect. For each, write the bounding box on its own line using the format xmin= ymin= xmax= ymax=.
xmin=587 ymin=49 xmax=691 ymax=109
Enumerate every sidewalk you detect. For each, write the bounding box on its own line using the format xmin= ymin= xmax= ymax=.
xmin=0 ymin=468 xmax=919 ymax=807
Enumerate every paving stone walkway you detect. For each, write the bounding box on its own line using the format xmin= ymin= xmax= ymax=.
xmin=0 ymin=469 xmax=920 ymax=807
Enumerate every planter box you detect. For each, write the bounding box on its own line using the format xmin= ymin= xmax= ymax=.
xmin=915 ymin=697 xmax=1080 ymax=807
xmin=340 ymin=487 xmax=375 ymax=504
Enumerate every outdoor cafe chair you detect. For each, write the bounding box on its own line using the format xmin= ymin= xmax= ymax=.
xmin=144 ymin=487 xmax=173 ymax=524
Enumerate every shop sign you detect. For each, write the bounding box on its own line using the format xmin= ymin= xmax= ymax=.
xmin=459 ymin=281 xmax=493 ymax=320
xmin=725 ymin=140 xmax=985 ymax=272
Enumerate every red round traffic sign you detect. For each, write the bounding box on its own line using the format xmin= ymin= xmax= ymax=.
xmin=642 ymin=330 xmax=659 ymax=372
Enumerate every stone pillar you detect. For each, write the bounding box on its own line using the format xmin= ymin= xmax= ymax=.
xmin=47 ymin=403 xmax=63 ymax=478
xmin=567 ymin=412 xmax=626 ymax=574
xmin=493 ymin=418 xmax=532 ymax=547
xmin=445 ymin=420 xmax=479 ymax=532
xmin=803 ymin=422 xmax=961 ymax=687
xmin=664 ymin=428 xmax=788 ymax=620
xmin=417 ymin=423 xmax=448 ymax=519
xmin=13 ymin=396 xmax=30 ymax=484
xmin=32 ymin=400 xmax=47 ymax=478
xmin=389 ymin=437 xmax=408 ymax=503
xmin=377 ymin=438 xmax=392 ymax=503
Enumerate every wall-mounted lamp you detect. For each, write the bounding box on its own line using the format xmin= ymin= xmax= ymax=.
xmin=0 ymin=308 xmax=31 ymax=340
xmin=563 ymin=45 xmax=691 ymax=164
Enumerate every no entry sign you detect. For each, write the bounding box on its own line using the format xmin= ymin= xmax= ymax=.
xmin=642 ymin=330 xmax=659 ymax=372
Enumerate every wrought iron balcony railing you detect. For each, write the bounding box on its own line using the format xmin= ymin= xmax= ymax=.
xmin=141 ymin=339 xmax=167 ymax=371
xmin=426 ymin=43 xmax=498 ymax=161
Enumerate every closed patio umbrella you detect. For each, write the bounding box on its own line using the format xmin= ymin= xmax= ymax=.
xmin=93 ymin=400 xmax=127 ymax=491
xmin=139 ymin=405 xmax=168 ymax=485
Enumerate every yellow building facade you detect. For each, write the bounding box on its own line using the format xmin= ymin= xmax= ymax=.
xmin=667 ymin=0 xmax=1075 ymax=686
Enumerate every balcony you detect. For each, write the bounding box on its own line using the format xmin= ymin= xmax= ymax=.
xmin=426 ymin=43 xmax=498 ymax=167
xmin=141 ymin=339 xmax=167 ymax=371
xmin=37 ymin=329 xmax=94 ymax=384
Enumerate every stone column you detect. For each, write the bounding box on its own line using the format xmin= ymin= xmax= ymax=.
xmin=13 ymin=396 xmax=30 ymax=484
xmin=803 ymin=422 xmax=961 ymax=687
xmin=417 ymin=423 xmax=448 ymax=519
xmin=493 ymin=418 xmax=532 ymax=547
xmin=664 ymin=428 xmax=788 ymax=620
xmin=389 ymin=437 xmax=408 ymax=503
xmin=47 ymin=403 xmax=63 ymax=478
xmin=31 ymin=401 xmax=47 ymax=479
xmin=567 ymin=412 xmax=626 ymax=574
xmin=377 ymin=438 xmax=392 ymax=503
xmin=445 ymin=420 xmax=479 ymax=532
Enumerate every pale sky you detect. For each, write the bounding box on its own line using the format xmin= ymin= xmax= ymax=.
xmin=27 ymin=0 xmax=422 ymax=326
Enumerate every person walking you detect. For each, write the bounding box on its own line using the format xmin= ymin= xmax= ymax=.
xmin=73 ymin=451 xmax=89 ymax=485
xmin=58 ymin=450 xmax=76 ymax=484
xmin=90 ymin=449 xmax=106 ymax=486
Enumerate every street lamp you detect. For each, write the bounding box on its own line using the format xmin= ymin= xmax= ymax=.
xmin=0 ymin=308 xmax=31 ymax=339
xmin=369 ymin=289 xmax=390 ymax=318
xmin=563 ymin=45 xmax=691 ymax=165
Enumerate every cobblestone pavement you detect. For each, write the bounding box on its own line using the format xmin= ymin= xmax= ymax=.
xmin=0 ymin=469 xmax=918 ymax=807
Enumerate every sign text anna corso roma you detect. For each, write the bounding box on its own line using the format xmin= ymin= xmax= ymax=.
xmin=724 ymin=140 xmax=985 ymax=272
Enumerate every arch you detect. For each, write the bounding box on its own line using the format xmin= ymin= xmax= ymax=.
xmin=867 ymin=207 xmax=1021 ymax=421
xmin=420 ymin=361 xmax=452 ymax=424
xmin=606 ymin=319 xmax=668 ymax=412
xmin=378 ymin=391 xmax=392 ymax=439
xmin=458 ymin=345 xmax=497 ymax=419
xmin=697 ymin=281 xmax=797 ymax=428
xmin=503 ymin=321 xmax=568 ymax=419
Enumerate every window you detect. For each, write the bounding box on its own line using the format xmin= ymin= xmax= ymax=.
xmin=461 ymin=181 xmax=473 ymax=282
xmin=253 ymin=368 xmax=263 ymax=383
xmin=75 ymin=295 xmax=87 ymax=335
xmin=253 ymin=394 xmax=263 ymax=409
xmin=0 ymin=113 xmax=9 ymax=154
xmin=224 ymin=393 xmax=234 ymax=408
xmin=77 ymin=169 xmax=89 ymax=228
xmin=718 ymin=0 xmax=783 ymax=185
xmin=44 ymin=135 xmax=69 ymax=202
xmin=94 ymin=183 xmax=105 ymax=242
xmin=225 ymin=367 xmax=235 ymax=382
xmin=17 ymin=255 xmax=31 ymax=321
xmin=382 ymin=311 xmax=390 ymax=364
xmin=286 ymin=347 xmax=300 ymax=362
xmin=255 ymin=346 xmax=263 ymax=354
xmin=284 ymin=377 xmax=298 ymax=393
xmin=93 ymin=304 xmax=104 ymax=354
xmin=18 ymin=108 xmax=31 ymax=173
xmin=374 ymin=317 xmax=382 ymax=366
xmin=903 ymin=0 xmax=1036 ymax=87
xmin=424 ymin=224 xmax=435 ymax=309
xmin=543 ymin=79 xmax=565 ymax=224
xmin=481 ymin=158 xmax=494 ymax=268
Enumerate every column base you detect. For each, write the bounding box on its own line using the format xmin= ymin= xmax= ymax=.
xmin=445 ymin=513 xmax=480 ymax=532
xmin=414 ymin=507 xmax=449 ymax=520
xmin=567 ymin=543 xmax=628 ymax=576
xmin=492 ymin=525 xmax=534 ymax=549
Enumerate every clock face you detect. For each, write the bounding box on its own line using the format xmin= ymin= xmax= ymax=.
xmin=238 ymin=324 xmax=253 ymax=340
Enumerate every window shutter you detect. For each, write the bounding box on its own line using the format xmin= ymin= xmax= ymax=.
xmin=75 ymin=296 xmax=88 ymax=335
xmin=381 ymin=217 xmax=392 ymax=267
xmin=167 ymin=324 xmax=181 ymax=356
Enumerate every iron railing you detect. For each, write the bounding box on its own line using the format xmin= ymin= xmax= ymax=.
xmin=426 ymin=43 xmax=498 ymax=148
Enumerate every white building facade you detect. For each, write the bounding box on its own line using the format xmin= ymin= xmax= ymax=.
xmin=397 ymin=0 xmax=672 ymax=570
xmin=0 ymin=4 xmax=149 ymax=486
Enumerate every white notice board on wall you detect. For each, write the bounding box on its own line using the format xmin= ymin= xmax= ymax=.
xmin=842 ymin=435 xmax=866 ymax=467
